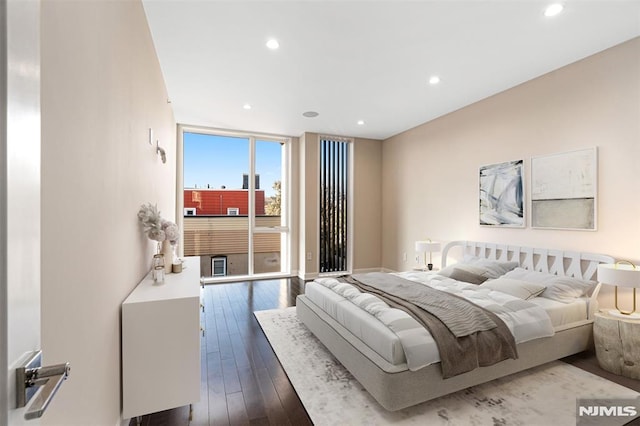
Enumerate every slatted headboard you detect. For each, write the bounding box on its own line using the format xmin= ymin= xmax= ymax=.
xmin=441 ymin=241 xmax=614 ymax=320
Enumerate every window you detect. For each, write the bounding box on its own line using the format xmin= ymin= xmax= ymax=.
xmin=319 ymin=137 xmax=352 ymax=273
xmin=184 ymin=207 xmax=196 ymax=216
xmin=179 ymin=125 xmax=291 ymax=280
xmin=211 ymin=257 xmax=227 ymax=276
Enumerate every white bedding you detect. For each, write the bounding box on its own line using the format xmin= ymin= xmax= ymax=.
xmin=528 ymin=296 xmax=588 ymax=327
xmin=398 ymin=270 xmax=589 ymax=327
xmin=305 ymin=282 xmax=406 ymax=364
xmin=308 ymin=272 xmax=560 ymax=371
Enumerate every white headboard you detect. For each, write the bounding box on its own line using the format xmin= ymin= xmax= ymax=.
xmin=441 ymin=241 xmax=614 ymax=320
xmin=442 ymin=240 xmax=613 ymax=281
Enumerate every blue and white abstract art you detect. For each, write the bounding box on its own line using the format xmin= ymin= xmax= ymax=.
xmin=479 ymin=160 xmax=525 ymax=227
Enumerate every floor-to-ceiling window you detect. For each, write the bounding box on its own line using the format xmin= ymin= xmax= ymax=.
xmin=319 ymin=136 xmax=352 ymax=274
xmin=178 ymin=126 xmax=290 ymax=281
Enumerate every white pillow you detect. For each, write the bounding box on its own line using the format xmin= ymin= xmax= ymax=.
xmin=480 ymin=278 xmax=546 ymax=300
xmin=447 ymin=268 xmax=489 ymax=284
xmin=472 ymin=259 xmax=520 ymax=278
xmin=501 ymin=267 xmax=595 ymax=303
xmin=439 ymin=263 xmax=486 ymax=278
xmin=440 ymin=257 xmax=519 ymax=280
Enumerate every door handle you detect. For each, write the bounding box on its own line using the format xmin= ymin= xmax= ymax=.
xmin=16 ymin=350 xmax=71 ymax=420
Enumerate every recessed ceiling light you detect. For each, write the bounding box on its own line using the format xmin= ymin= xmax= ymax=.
xmin=243 ymin=103 xmax=252 ymax=110
xmin=544 ymin=3 xmax=564 ymax=17
xmin=357 ymin=120 xmax=365 ymax=126
xmin=302 ymin=111 xmax=319 ymax=118
xmin=266 ymin=39 xmax=280 ymax=50
xmin=429 ymin=76 xmax=440 ymax=85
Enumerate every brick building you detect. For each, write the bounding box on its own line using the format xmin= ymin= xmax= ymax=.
xmin=183 ymin=188 xmax=265 ymax=216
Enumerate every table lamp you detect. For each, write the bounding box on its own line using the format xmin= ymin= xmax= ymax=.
xmin=598 ymin=261 xmax=640 ymax=319
xmin=415 ymin=239 xmax=441 ymax=271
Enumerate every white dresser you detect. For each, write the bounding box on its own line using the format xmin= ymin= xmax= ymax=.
xmin=122 ymin=256 xmax=201 ymax=419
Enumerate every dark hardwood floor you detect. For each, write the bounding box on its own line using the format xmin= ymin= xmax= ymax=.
xmin=131 ymin=278 xmax=640 ymax=425
xmin=130 ymin=277 xmax=312 ymax=426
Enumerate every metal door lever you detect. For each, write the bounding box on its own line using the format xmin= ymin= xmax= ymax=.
xmin=16 ymin=351 xmax=71 ymax=420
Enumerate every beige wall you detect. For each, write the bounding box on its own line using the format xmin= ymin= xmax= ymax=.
xmin=353 ymin=137 xmax=383 ymax=271
xmin=289 ymin=135 xmax=300 ymax=275
xmin=382 ymin=37 xmax=640 ymax=308
xmin=297 ymin=132 xmax=318 ymax=278
xmin=41 ymin=1 xmax=176 ymax=424
xmin=297 ymin=133 xmax=382 ymax=279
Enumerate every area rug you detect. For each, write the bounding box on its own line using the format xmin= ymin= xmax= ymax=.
xmin=255 ymin=307 xmax=639 ymax=426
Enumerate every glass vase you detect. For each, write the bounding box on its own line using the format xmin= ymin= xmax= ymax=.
xmin=152 ymin=253 xmax=165 ymax=282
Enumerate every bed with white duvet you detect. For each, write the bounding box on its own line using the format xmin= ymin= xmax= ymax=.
xmin=296 ymin=241 xmax=613 ymax=411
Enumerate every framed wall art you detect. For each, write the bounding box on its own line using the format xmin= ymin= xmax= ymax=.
xmin=479 ymin=159 xmax=525 ymax=227
xmin=530 ymin=147 xmax=597 ymax=230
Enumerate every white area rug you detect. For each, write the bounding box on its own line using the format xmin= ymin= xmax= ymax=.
xmin=255 ymin=307 xmax=639 ymax=426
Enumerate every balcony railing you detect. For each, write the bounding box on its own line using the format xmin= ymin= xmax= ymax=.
xmin=183 ymin=215 xmax=281 ymax=256
xmin=183 ymin=216 xmax=283 ymax=276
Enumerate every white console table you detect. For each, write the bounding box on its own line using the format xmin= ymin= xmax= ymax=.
xmin=122 ymin=256 xmax=201 ymax=419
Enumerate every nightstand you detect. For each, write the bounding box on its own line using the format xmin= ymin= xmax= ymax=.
xmin=593 ymin=311 xmax=640 ymax=379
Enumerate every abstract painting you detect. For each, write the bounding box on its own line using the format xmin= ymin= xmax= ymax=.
xmin=531 ymin=147 xmax=597 ymax=230
xmin=479 ymin=160 xmax=524 ymax=227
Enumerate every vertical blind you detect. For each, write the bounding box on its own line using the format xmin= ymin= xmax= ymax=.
xmin=319 ymin=137 xmax=349 ymax=273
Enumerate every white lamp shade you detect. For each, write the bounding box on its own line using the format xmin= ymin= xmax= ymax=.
xmin=598 ymin=263 xmax=640 ymax=288
xmin=415 ymin=241 xmax=441 ymax=253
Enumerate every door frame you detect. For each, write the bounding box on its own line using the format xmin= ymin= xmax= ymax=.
xmin=2 ymin=0 xmax=42 ymax=423
xmin=1 ymin=0 xmax=8 ymax=418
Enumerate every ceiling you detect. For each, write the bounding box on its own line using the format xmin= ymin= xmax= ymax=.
xmin=142 ymin=1 xmax=640 ymax=140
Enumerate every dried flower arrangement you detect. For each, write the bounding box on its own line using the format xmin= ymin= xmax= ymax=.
xmin=137 ymin=203 xmax=179 ymax=245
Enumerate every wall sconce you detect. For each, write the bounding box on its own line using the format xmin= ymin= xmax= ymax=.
xmin=149 ymin=128 xmax=166 ymax=164
xmin=156 ymin=140 xmax=166 ymax=164
xmin=415 ymin=239 xmax=441 ymax=271
xmin=598 ymin=261 xmax=640 ymax=319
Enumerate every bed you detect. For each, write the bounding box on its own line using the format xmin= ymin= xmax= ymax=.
xmin=296 ymin=240 xmax=613 ymax=411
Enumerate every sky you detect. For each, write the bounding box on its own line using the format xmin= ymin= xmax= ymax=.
xmin=183 ymin=132 xmax=282 ymax=197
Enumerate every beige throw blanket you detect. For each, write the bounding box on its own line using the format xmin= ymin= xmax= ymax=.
xmin=343 ymin=272 xmax=518 ymax=378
